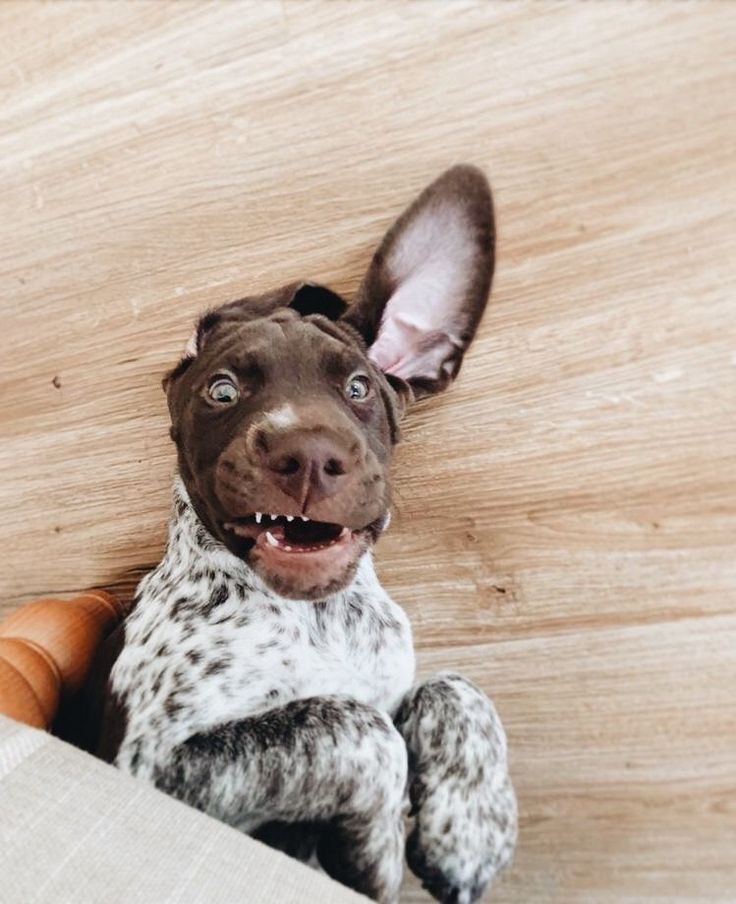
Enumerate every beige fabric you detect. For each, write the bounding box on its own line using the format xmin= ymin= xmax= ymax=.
xmin=0 ymin=715 xmax=365 ymax=904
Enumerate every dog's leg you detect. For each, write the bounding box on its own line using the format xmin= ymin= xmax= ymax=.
xmin=153 ymin=696 xmax=407 ymax=903
xmin=394 ymin=673 xmax=517 ymax=904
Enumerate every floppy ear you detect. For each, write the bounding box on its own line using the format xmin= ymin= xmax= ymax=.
xmin=342 ymin=165 xmax=494 ymax=399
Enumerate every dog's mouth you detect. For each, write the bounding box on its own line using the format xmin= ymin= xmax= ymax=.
xmin=223 ymin=513 xmax=349 ymax=553
xmin=221 ymin=511 xmax=377 ymax=599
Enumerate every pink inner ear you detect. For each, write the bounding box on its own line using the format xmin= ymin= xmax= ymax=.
xmin=367 ymin=201 xmax=477 ymax=382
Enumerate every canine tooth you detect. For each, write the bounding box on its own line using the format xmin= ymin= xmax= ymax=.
xmin=270 ymin=514 xmax=278 ymax=521
xmin=283 ymin=545 xmax=293 ymax=551
xmin=255 ymin=512 xmax=262 ymax=524
xmin=286 ymin=515 xmax=294 ymax=521
xmin=265 ymin=531 xmax=278 ymax=547
xmin=301 ymin=516 xmax=309 ymax=522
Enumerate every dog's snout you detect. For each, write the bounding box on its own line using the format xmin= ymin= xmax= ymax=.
xmin=261 ymin=431 xmax=352 ymax=504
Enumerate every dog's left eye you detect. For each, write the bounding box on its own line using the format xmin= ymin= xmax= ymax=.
xmin=208 ymin=377 xmax=239 ymax=404
xmin=345 ymin=374 xmax=371 ymax=401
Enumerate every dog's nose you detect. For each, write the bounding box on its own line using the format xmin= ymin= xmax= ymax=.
xmin=262 ymin=432 xmax=351 ymax=504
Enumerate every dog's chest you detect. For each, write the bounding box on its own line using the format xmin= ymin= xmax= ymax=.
xmin=111 ymin=557 xmax=414 ymax=770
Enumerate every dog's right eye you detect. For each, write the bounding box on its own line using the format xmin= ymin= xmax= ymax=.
xmin=208 ymin=377 xmax=239 ymax=404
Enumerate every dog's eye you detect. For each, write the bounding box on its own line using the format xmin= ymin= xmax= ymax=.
xmin=208 ymin=377 xmax=239 ymax=404
xmin=345 ymin=374 xmax=371 ymax=401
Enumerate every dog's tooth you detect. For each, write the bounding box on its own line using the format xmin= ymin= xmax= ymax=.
xmin=255 ymin=512 xmax=262 ymax=524
xmin=265 ymin=530 xmax=278 ymax=547
xmin=283 ymin=545 xmax=293 ymax=551
xmin=301 ymin=516 xmax=309 ymax=522
xmin=270 ymin=513 xmax=278 ymax=521
xmin=286 ymin=515 xmax=294 ymax=522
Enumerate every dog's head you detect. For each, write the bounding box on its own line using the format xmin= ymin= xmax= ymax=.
xmin=164 ymin=165 xmax=494 ymax=599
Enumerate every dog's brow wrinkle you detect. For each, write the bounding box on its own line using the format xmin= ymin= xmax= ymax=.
xmin=307 ymin=314 xmax=356 ymax=348
xmin=271 ymin=308 xmax=298 ymax=323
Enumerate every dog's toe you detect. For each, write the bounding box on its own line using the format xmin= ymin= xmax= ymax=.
xmin=404 ymin=770 xmax=517 ymax=904
xmin=406 ymin=827 xmax=488 ymax=904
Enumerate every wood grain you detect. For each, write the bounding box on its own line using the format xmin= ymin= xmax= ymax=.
xmin=0 ymin=2 xmax=734 ymax=901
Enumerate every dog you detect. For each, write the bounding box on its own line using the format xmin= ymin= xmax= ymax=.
xmin=101 ymin=165 xmax=517 ymax=904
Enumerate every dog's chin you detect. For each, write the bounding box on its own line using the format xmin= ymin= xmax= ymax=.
xmin=218 ymin=514 xmax=384 ymax=601
xmin=249 ymin=530 xmax=373 ymax=600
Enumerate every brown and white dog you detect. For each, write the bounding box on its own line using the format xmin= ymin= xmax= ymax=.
xmin=102 ymin=166 xmax=517 ymax=904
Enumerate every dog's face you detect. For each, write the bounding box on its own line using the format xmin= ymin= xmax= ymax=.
xmin=165 ymin=293 xmax=404 ymax=598
xmin=164 ymin=165 xmax=495 ymax=599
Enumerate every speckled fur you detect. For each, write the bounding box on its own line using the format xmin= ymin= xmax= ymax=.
xmin=108 ymin=479 xmax=517 ymax=902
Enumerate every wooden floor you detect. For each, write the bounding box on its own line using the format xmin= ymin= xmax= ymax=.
xmin=1 ymin=3 xmax=735 ymax=901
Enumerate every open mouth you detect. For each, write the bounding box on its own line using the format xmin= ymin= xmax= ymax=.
xmin=222 ymin=511 xmax=367 ymax=597
xmin=220 ymin=510 xmax=380 ymax=599
xmin=223 ymin=512 xmax=351 ymax=553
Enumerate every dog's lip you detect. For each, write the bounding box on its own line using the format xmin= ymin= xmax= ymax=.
xmin=224 ymin=519 xmax=350 ymax=553
xmin=221 ymin=512 xmax=371 ymax=554
xmin=255 ymin=523 xmax=352 ymax=556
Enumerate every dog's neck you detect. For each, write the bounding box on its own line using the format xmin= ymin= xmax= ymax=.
xmin=162 ymin=475 xmax=378 ymax=602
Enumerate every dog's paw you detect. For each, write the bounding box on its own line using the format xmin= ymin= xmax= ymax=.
xmin=405 ymin=770 xmax=516 ymax=903
xmin=396 ymin=673 xmax=518 ymax=903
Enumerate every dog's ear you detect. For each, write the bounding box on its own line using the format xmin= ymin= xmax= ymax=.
xmin=342 ymin=165 xmax=494 ymax=399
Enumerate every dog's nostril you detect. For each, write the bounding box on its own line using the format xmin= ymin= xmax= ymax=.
xmin=324 ymin=458 xmax=346 ymax=477
xmin=271 ymin=455 xmax=301 ymax=476
xmin=283 ymin=457 xmax=301 ymax=475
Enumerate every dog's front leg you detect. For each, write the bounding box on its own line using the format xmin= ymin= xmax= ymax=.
xmin=153 ymin=695 xmax=407 ymax=903
xmin=394 ymin=673 xmax=517 ymax=904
